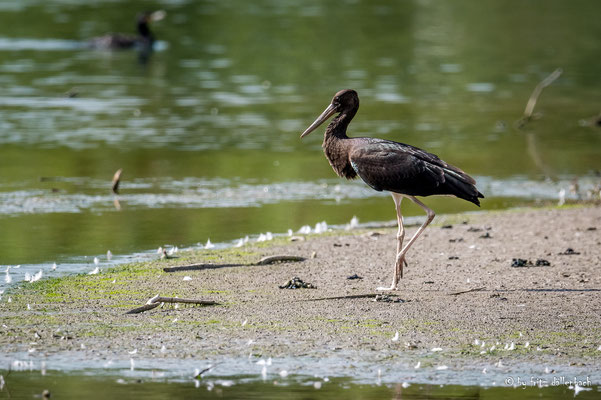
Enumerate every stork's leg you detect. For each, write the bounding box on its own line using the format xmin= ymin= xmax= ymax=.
xmin=392 ymin=193 xmax=406 ymax=262
xmin=377 ymin=195 xmax=435 ymax=291
xmin=377 ymin=193 xmax=406 ymax=291
xmin=392 ymin=193 xmax=408 ymax=278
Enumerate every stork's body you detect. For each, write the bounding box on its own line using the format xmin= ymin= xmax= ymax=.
xmin=301 ymin=89 xmax=483 ymax=290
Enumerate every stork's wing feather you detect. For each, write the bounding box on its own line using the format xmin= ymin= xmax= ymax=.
xmin=349 ymin=140 xmax=445 ymax=193
xmin=395 ymin=141 xmax=476 ymax=184
xmin=348 ymin=138 xmax=481 ymax=204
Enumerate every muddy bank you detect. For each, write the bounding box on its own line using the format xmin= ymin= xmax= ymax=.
xmin=1 ymin=206 xmax=600 ymax=384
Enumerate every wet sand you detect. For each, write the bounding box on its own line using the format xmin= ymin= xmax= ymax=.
xmin=1 ymin=205 xmax=600 ymax=384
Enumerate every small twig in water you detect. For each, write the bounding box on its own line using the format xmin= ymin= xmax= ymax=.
xmin=595 ymin=111 xmax=601 ymax=127
xmin=1 ymin=369 xmax=11 ymax=398
xmin=516 ymin=68 xmax=562 ymax=128
xmin=111 ymin=168 xmax=123 ymax=194
xmin=194 ymin=365 xmax=216 ymax=379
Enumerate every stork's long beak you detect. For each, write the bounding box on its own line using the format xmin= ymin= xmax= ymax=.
xmin=300 ymin=103 xmax=337 ymax=138
xmin=150 ymin=10 xmax=167 ymax=22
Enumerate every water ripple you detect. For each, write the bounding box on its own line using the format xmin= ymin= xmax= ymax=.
xmin=0 ymin=38 xmax=83 ymax=51
xmin=0 ymin=176 xmax=597 ymax=217
xmin=0 ymin=96 xmax=145 ymax=113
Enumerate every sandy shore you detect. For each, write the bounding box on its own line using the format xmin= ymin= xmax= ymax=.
xmin=1 ymin=205 xmax=600 ymax=384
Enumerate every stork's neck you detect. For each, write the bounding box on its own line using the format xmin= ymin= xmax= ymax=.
xmin=322 ymin=108 xmax=358 ymax=180
xmin=325 ymin=108 xmax=357 ymax=140
xmin=138 ymin=22 xmax=153 ymax=40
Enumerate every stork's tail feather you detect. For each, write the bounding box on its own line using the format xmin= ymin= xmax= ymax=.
xmin=471 ymin=191 xmax=485 ymax=207
xmin=443 ymin=171 xmax=484 ymax=207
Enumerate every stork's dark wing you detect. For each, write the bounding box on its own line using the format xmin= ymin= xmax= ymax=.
xmin=348 ymin=140 xmax=442 ymax=193
xmin=348 ymin=138 xmax=483 ymax=205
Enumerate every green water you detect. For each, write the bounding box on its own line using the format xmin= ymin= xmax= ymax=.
xmin=1 ymin=0 xmax=600 ymax=272
xmin=0 ymin=372 xmax=598 ymax=400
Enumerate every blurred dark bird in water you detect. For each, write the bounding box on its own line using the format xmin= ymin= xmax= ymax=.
xmin=88 ymin=10 xmax=166 ymax=50
xmin=301 ymin=89 xmax=484 ymax=291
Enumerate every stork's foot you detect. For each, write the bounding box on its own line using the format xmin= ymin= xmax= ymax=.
xmin=395 ymin=253 xmax=407 ymax=279
xmin=379 ymin=256 xmax=406 ymax=291
xmin=376 ymin=282 xmax=398 ymax=291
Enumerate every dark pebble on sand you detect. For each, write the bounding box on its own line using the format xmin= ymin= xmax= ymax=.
xmin=512 ymin=258 xmax=551 ymax=267
xmin=279 ymin=277 xmax=316 ymax=289
xmin=375 ymin=294 xmax=406 ymax=303
xmin=347 ymin=274 xmax=363 ymax=280
xmin=559 ymin=248 xmax=580 ymax=255
xmin=511 ymin=258 xmax=529 ymax=267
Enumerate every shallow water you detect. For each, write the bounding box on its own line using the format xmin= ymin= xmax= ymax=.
xmin=1 ymin=361 xmax=599 ymax=400
xmin=1 ymin=375 xmax=598 ymax=400
xmin=1 ymin=1 xmax=601 ymax=288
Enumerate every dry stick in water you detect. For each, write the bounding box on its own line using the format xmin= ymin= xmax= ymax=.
xmin=125 ymin=295 xmax=219 ymax=314
xmin=517 ymin=68 xmax=562 ymax=128
xmin=112 ymin=168 xmax=123 ymax=194
xmin=526 ymin=131 xmax=556 ymax=181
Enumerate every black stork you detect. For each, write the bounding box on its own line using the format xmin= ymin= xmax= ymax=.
xmin=301 ymin=89 xmax=484 ymax=291
xmin=88 ymin=10 xmax=166 ymax=50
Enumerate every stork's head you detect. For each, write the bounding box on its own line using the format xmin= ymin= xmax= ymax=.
xmin=138 ymin=10 xmax=166 ymax=24
xmin=301 ymin=89 xmax=359 ymax=138
xmin=137 ymin=10 xmax=166 ymax=36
